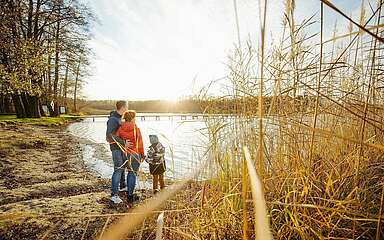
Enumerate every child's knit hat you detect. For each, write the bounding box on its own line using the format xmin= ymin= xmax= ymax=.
xmin=149 ymin=135 xmax=159 ymax=145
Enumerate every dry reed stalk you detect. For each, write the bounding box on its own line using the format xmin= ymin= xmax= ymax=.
xmin=320 ymin=0 xmax=384 ymax=43
xmin=285 ymin=0 xmax=298 ymax=100
xmin=376 ymin=183 xmax=384 ymax=240
xmin=195 ymin=0 xmax=384 ymax=238
xmin=323 ymin=23 xmax=384 ymax=44
xmin=294 ymin=71 xmax=383 ymax=131
xmin=156 ymin=212 xmax=164 ymax=240
xmin=243 ymin=147 xmax=272 ymax=240
xmin=313 ymin=2 xmax=383 ymax=111
xmin=97 ymin=216 xmax=111 ymax=240
xmin=100 ymin=170 xmax=199 ymax=240
xmin=233 ymin=0 xmax=241 ymax=49
xmin=356 ymin=0 xmax=382 ymax=185
xmin=309 ymin=1 xmax=324 ymax=167
xmin=201 ymin=182 xmax=207 ymax=209
xmin=169 ymin=228 xmax=200 ymax=239
xmin=242 ymin=155 xmax=248 ymax=240
xmin=257 ymin=0 xmax=267 ymax=179
xmin=284 ymin=118 xmax=384 ymax=152
xmin=80 ymin=217 xmax=90 ymax=240
xmin=137 ymin=218 xmax=146 ymax=240
xmin=40 ymin=219 xmax=60 ymax=240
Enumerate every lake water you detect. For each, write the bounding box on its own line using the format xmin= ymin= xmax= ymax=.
xmin=67 ymin=115 xmax=209 ymax=185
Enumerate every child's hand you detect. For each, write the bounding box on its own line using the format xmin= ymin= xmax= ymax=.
xmin=155 ymin=153 xmax=164 ymax=158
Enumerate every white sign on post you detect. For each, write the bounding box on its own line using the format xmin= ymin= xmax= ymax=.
xmin=59 ymin=106 xmax=66 ymax=114
xmin=42 ymin=105 xmax=49 ymax=114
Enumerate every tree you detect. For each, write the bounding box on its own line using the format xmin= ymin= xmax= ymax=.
xmin=0 ymin=0 xmax=93 ymax=118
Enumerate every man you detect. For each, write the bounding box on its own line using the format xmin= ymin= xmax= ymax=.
xmin=106 ymin=100 xmax=128 ymax=204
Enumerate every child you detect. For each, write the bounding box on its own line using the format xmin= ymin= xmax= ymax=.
xmin=116 ymin=110 xmax=144 ymax=203
xmin=145 ymin=135 xmax=166 ymax=194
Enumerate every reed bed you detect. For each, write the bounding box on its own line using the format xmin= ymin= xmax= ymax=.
xmin=100 ymin=1 xmax=384 ymax=239
xmin=187 ymin=0 xmax=384 ymax=239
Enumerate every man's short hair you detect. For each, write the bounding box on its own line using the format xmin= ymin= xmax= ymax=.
xmin=116 ymin=100 xmax=127 ymax=110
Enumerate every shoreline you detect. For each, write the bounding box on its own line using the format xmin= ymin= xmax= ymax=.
xmin=67 ymin=121 xmax=155 ymax=188
xmin=0 ymin=119 xmax=154 ymax=239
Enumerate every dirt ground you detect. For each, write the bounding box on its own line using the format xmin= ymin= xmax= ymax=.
xmin=0 ymin=121 xmax=153 ymax=239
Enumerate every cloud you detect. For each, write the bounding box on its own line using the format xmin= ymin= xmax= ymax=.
xmin=84 ymin=0 xmax=369 ymax=100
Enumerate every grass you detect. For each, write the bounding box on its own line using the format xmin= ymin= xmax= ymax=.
xmin=0 ymin=114 xmax=83 ymax=126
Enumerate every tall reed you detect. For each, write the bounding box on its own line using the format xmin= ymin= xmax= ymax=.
xmin=101 ymin=1 xmax=384 ymax=239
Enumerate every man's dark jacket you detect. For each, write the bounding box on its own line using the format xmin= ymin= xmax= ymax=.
xmin=106 ymin=111 xmax=125 ymax=151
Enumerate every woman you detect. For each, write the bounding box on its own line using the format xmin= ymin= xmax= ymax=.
xmin=116 ymin=110 xmax=144 ymax=204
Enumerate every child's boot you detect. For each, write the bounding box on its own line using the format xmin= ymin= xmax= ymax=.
xmin=153 ymin=175 xmax=159 ymax=194
xmin=159 ymin=174 xmax=165 ymax=190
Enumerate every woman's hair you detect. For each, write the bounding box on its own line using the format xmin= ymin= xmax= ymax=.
xmin=123 ymin=110 xmax=136 ymax=122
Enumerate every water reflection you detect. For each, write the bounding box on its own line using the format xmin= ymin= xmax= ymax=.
xmin=67 ymin=117 xmax=208 ymax=181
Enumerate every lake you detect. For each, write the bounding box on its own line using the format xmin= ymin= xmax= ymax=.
xmin=67 ymin=114 xmax=209 ymax=187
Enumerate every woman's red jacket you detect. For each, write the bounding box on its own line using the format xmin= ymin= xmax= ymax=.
xmin=116 ymin=122 xmax=144 ymax=156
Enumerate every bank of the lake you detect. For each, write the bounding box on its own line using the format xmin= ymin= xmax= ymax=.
xmin=0 ymin=117 xmax=158 ymax=239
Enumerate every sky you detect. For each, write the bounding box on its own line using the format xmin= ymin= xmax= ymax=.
xmin=83 ymin=0 xmax=370 ymax=101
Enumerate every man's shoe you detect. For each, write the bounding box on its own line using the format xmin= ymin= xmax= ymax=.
xmin=111 ymin=195 xmax=123 ymax=204
xmin=119 ymin=187 xmax=128 ymax=192
xmin=127 ymin=194 xmax=140 ymax=203
xmin=127 ymin=195 xmax=134 ymax=203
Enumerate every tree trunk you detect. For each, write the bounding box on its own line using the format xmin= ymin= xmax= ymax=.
xmin=19 ymin=92 xmax=41 ymax=118
xmin=73 ymin=60 xmax=80 ymax=113
xmin=46 ymin=50 xmax=54 ymax=116
xmin=20 ymin=92 xmax=32 ymax=117
xmin=0 ymin=95 xmax=5 ymax=114
xmin=26 ymin=0 xmax=33 ymax=38
xmin=63 ymin=60 xmax=69 ymax=108
xmin=28 ymin=95 xmax=41 ymax=118
xmin=47 ymin=49 xmax=52 ymax=100
xmin=73 ymin=84 xmax=78 ymax=113
xmin=12 ymin=94 xmax=26 ymax=118
xmin=33 ymin=0 xmax=42 ymax=40
xmin=59 ymin=81 xmax=63 ymax=105
xmin=53 ymin=20 xmax=61 ymax=116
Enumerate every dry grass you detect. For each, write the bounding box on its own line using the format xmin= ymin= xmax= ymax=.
xmin=1 ymin=1 xmax=384 ymax=239
xmin=182 ymin=0 xmax=384 ymax=239
xmin=123 ymin=1 xmax=383 ymax=239
xmin=99 ymin=1 xmax=384 ymax=239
